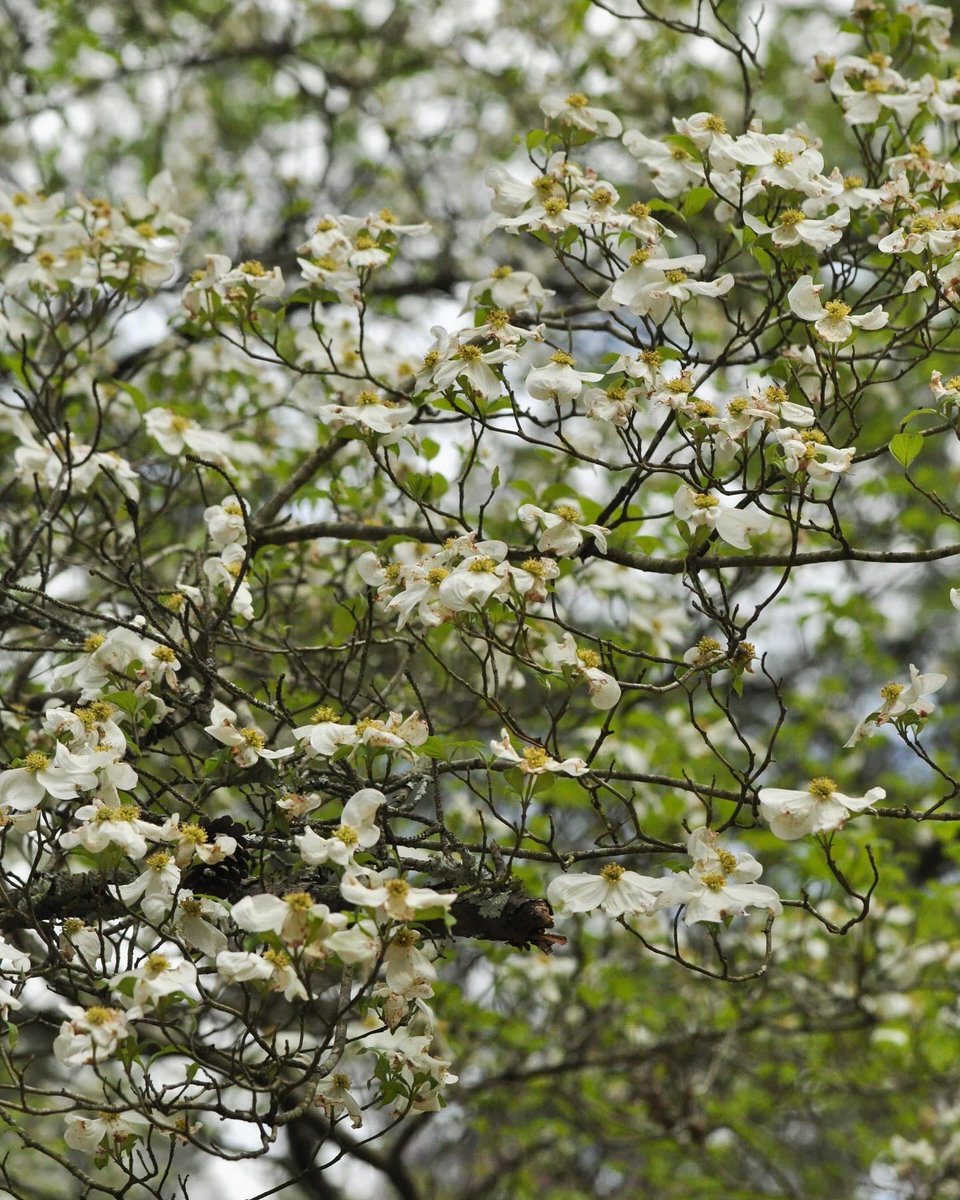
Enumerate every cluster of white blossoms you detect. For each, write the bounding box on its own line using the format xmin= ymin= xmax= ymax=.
xmin=293 ymin=705 xmax=429 ymax=760
xmin=548 ymin=829 xmax=783 ymax=925
xmin=295 ymin=209 xmax=430 ymax=305
xmin=357 ymin=532 xmax=558 ymax=630
xmin=4 ymin=411 xmax=140 ymax=501
xmin=0 ymin=171 xmax=188 ymax=297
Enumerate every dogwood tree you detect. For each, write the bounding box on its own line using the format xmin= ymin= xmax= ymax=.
xmin=3 ymin=0 xmax=960 ymax=1197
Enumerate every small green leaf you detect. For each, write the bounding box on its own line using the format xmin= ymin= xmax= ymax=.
xmin=681 ymin=187 xmax=714 ymax=219
xmin=889 ymin=431 xmax=924 ymax=468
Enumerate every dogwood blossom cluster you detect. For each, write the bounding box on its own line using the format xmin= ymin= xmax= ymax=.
xmin=548 ymin=829 xmax=783 ymax=925
xmin=357 ymin=533 xmax=559 ymax=629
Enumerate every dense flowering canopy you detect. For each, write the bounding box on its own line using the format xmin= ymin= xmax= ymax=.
xmin=2 ymin=0 xmax=960 ymax=1196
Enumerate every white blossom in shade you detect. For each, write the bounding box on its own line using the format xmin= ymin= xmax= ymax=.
xmin=743 ymin=206 xmax=849 ymax=251
xmin=317 ymin=390 xmax=415 ymax=440
xmin=325 ymin=918 xmax=383 ymax=968
xmin=204 ymin=700 xmax=293 ymax=768
xmin=60 ymin=800 xmax=157 ymax=861
xmin=775 ymin=428 xmax=856 ymax=481
xmin=877 ymin=212 xmax=960 ymax=257
xmin=384 ymin=927 xmax=437 ymax=995
xmin=544 ymin=633 xmax=621 ymax=710
xmin=623 ymin=129 xmax=705 ymax=197
xmin=143 ymin=407 xmax=256 ymax=467
xmin=547 ymin=863 xmax=664 ymax=916
xmin=297 ymin=787 xmax=384 ymax=867
xmin=231 ymin=891 xmax=339 ymax=948
xmin=110 ymin=850 xmax=181 ymax=910
xmin=203 ymin=542 xmax=256 ymax=620
xmin=276 ymin=791 xmax=324 ymax=820
xmin=597 ymin=250 xmax=733 ymax=323
xmin=673 ymin=486 xmax=770 ymax=549
xmin=540 ymin=92 xmax=622 ymax=136
xmin=155 ymin=813 xmax=237 ymax=868
xmin=436 ymin=553 xmax=512 ymax=613
xmin=340 ymin=869 xmax=457 ymax=923
xmin=845 ymin=665 xmax=948 ymax=747
xmin=0 ymin=937 xmax=29 ymax=1018
xmin=759 ymin=777 xmax=886 ymax=840
xmin=427 ymin=332 xmax=516 ymax=399
xmin=64 ymin=1111 xmax=146 ymax=1156
xmin=182 ymin=252 xmax=234 ymax=314
xmin=525 ymin=351 xmax=603 ymax=403
xmin=0 ymin=743 xmax=100 ymax=811
xmin=203 ymin=495 xmax=247 ymax=547
xmin=53 ymin=1004 xmax=136 ymax=1067
xmin=215 ymin=949 xmax=276 ymax=985
xmin=582 ymin=381 xmax=644 ymax=426
xmin=293 ymin=707 xmax=360 ymax=757
xmin=518 ymin=503 xmax=608 ymax=556
xmin=464 ymin=265 xmax=554 ymax=311
xmin=489 ymin=729 xmax=589 ymax=776
xmin=315 ymin=1070 xmax=364 ymax=1128
xmin=684 ymin=828 xmax=765 ymax=883
xmin=52 ymin=624 xmax=150 ymax=700
xmin=223 ymin=258 xmax=284 ymax=297
xmin=162 ymin=892 xmax=229 ymax=957
xmin=787 ymin=275 xmax=888 ymax=344
xmin=111 ymin=950 xmax=198 ymax=1008
xmin=59 ymin=919 xmax=102 ymax=967
xmin=656 ymin=839 xmax=782 ymax=924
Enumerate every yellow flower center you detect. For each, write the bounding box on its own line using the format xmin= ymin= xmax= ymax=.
xmin=283 ymin=891 xmax=315 ymax=911
xmin=85 ymin=1006 xmax=119 ymax=1025
xmin=152 ymin=645 xmax=176 ymax=663
xmin=83 ymin=633 xmax=106 ymax=653
xmin=553 ymin=504 xmax=581 ymax=521
xmin=911 ymin=215 xmax=939 ymax=234
xmin=824 ymin=300 xmax=851 ymax=319
xmin=565 ymin=92 xmax=589 ymax=107
xmin=808 ymin=777 xmax=837 ymax=800
xmin=704 ymin=113 xmax=726 ymax=132
xmin=717 ymin=849 xmax=737 ymax=873
xmin=145 ymin=953 xmax=170 ymax=976
xmin=355 ymin=389 xmax=381 ymax=405
xmin=181 ymin=824 xmax=208 ymax=846
xmin=491 ymin=265 xmax=513 ymax=279
xmin=844 ymin=174 xmax=864 ymax=189
xmin=427 ymin=566 xmax=449 ymax=585
xmin=457 ymin=344 xmax=483 ymax=361
xmin=385 ymin=878 xmax=410 ymax=898
xmin=336 ymin=825 xmax=360 ymax=846
xmin=629 ymin=248 xmax=651 ymax=266
xmin=628 ymin=201 xmax=650 ymax=219
xmin=520 ymin=558 xmax=547 ymax=577
xmin=779 ymin=209 xmax=804 ymax=226
xmin=600 ymin=863 xmax=625 ymax=882
xmin=664 ymin=269 xmax=687 ymax=284
xmin=239 ymin=259 xmax=266 ymax=275
xmin=523 ymin=747 xmax=549 ymax=769
xmin=543 ymin=197 xmax=568 ymax=215
xmin=550 ymin=350 xmax=576 ymax=366
xmin=692 ymin=492 xmax=719 ymax=509
xmin=240 ymin=728 xmax=265 ymax=749
xmin=577 ymin=648 xmax=601 ymax=669
xmin=263 ymin=948 xmax=290 ymax=968
xmin=772 ymin=149 xmax=794 ymax=166
xmin=880 ymin=682 xmax=904 ymax=702
xmin=468 ymin=556 xmax=498 ymax=572
xmin=145 ymin=852 xmax=171 ymax=871
xmin=24 ymin=751 xmax=49 ymax=772
xmin=701 ymin=872 xmax=726 ymax=891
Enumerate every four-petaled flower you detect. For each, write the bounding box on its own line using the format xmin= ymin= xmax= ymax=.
xmin=759 ymin=777 xmax=886 ymax=840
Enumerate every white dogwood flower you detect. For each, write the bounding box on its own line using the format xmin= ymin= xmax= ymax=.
xmin=787 ymin=275 xmax=888 ymax=344
xmin=547 ymin=863 xmax=664 ymax=916
xmin=759 ymin=777 xmax=886 ymax=840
